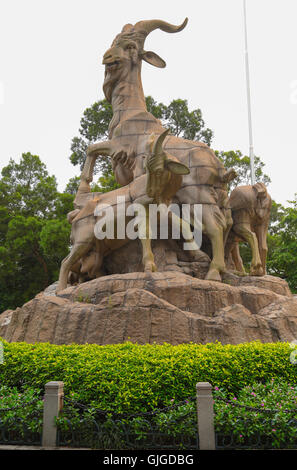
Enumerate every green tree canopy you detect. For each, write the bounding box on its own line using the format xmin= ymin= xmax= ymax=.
xmin=216 ymin=150 xmax=271 ymax=192
xmin=145 ymin=96 xmax=213 ymax=144
xmin=64 ymin=176 xmax=81 ymax=195
xmin=267 ymin=196 xmax=297 ymax=292
xmin=0 ymin=153 xmax=58 ymax=218
xmin=0 ymin=153 xmax=72 ymax=311
xmin=69 ymin=100 xmax=113 ymax=174
xmin=1 ymin=216 xmax=49 ymax=310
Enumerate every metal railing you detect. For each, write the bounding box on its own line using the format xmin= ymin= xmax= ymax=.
xmin=0 ymin=381 xmax=211 ymax=449
xmin=57 ymin=395 xmax=198 ymax=450
xmin=214 ymin=395 xmax=297 ymax=450
xmin=0 ymin=397 xmax=42 ymax=446
xmin=2 ymin=380 xmax=296 ymax=450
xmin=57 ymin=397 xmax=198 ymax=450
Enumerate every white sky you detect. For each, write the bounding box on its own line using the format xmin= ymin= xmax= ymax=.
xmin=0 ymin=0 xmax=296 ymax=206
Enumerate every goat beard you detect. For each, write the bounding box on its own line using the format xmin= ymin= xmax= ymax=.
xmin=103 ymin=68 xmax=125 ymax=103
xmin=103 ymin=76 xmax=117 ymax=103
xmin=103 ymin=78 xmax=117 ymax=103
xmin=103 ymin=62 xmax=131 ymax=103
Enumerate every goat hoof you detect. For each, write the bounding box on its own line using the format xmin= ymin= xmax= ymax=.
xmin=235 ymin=270 xmax=248 ymax=277
xmin=56 ymin=282 xmax=68 ymax=294
xmin=144 ymin=262 xmax=157 ymax=273
xmin=250 ymin=266 xmax=264 ymax=276
xmin=205 ymin=268 xmax=222 ymax=282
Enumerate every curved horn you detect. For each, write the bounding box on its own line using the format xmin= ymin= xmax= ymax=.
xmin=134 ymin=18 xmax=188 ymax=37
xmin=152 ymin=128 xmax=170 ymax=155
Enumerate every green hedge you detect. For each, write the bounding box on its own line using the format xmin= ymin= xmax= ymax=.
xmin=0 ymin=339 xmax=296 ymax=414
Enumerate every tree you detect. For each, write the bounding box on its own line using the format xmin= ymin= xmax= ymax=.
xmin=157 ymin=98 xmax=213 ymax=144
xmin=0 ymin=154 xmax=72 ymax=311
xmin=39 ymin=219 xmax=71 ymax=281
xmin=64 ymin=176 xmax=81 ymax=195
xmin=269 ymin=200 xmax=285 ymax=235
xmin=216 ymin=150 xmax=271 ymax=192
xmin=69 ymin=100 xmax=113 ymax=174
xmin=267 ymin=196 xmax=297 ymax=292
xmin=0 ymin=206 xmax=10 ymax=245
xmin=92 ymin=172 xmax=121 ymax=194
xmin=144 ymin=96 xmax=213 ymax=144
xmin=0 ymin=215 xmax=71 ymax=312
xmin=1 ymin=216 xmax=49 ymax=310
xmin=0 ymin=153 xmax=58 ymax=218
xmin=54 ymin=193 xmax=75 ymax=219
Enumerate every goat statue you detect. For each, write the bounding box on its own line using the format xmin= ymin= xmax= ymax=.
xmin=77 ymin=18 xmax=237 ymax=282
xmin=225 ymin=182 xmax=272 ymax=276
xmin=57 ymin=130 xmax=200 ymax=292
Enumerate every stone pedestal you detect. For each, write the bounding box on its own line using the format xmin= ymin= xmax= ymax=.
xmin=1 ymin=271 xmax=297 ymax=346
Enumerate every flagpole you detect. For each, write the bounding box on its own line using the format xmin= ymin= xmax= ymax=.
xmin=243 ymin=0 xmax=256 ymax=185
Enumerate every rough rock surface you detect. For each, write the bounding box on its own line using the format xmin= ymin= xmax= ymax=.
xmin=1 ymin=271 xmax=297 ymax=345
xmin=102 ymin=239 xmax=211 ymax=279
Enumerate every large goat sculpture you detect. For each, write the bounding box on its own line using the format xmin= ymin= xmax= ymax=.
xmin=76 ymin=18 xmax=237 ymax=283
xmin=57 ymin=130 xmax=199 ymax=292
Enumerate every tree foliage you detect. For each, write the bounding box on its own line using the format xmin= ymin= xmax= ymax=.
xmin=69 ymin=100 xmax=113 ymax=174
xmin=0 ymin=153 xmax=58 ymax=218
xmin=216 ymin=150 xmax=271 ymax=191
xmin=145 ymin=96 xmax=213 ymax=144
xmin=0 ymin=153 xmax=72 ymax=311
xmin=266 ymin=196 xmax=297 ymax=292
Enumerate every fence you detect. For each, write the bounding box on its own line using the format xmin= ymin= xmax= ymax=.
xmin=1 ymin=381 xmax=297 ymax=449
xmin=0 ymin=397 xmax=42 ymax=446
xmin=214 ymin=395 xmax=297 ymax=449
xmin=47 ymin=381 xmax=205 ymax=449
xmin=57 ymin=395 xmax=199 ymax=450
xmin=0 ymin=381 xmax=213 ymax=449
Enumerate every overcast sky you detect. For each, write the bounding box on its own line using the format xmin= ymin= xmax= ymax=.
xmin=0 ymin=0 xmax=296 ymax=206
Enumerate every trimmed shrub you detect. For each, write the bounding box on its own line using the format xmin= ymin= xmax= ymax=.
xmin=214 ymin=379 xmax=297 ymax=448
xmin=0 ymin=339 xmax=296 ymax=413
xmin=0 ymin=385 xmax=43 ymax=444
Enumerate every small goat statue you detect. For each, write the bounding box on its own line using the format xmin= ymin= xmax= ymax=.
xmin=225 ymin=182 xmax=272 ymax=276
xmin=136 ymin=129 xmax=200 ymax=272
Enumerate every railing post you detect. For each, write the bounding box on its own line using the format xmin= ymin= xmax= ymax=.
xmin=42 ymin=381 xmax=64 ymax=447
xmin=196 ymin=382 xmax=216 ymax=450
